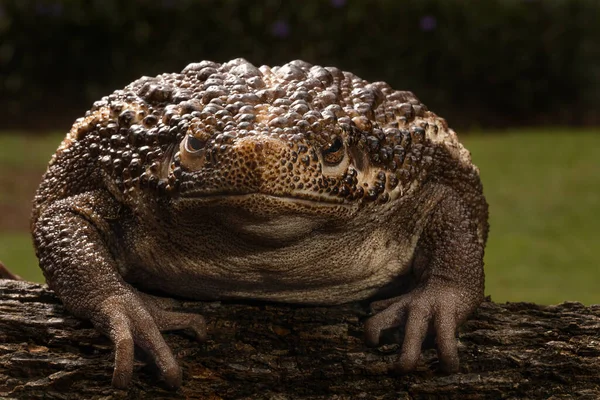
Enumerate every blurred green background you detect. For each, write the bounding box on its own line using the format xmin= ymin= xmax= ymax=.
xmin=0 ymin=0 xmax=598 ymax=305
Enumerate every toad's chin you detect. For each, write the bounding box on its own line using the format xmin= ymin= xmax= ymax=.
xmin=221 ymin=212 xmax=327 ymax=244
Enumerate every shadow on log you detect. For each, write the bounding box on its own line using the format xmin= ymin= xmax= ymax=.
xmin=0 ymin=279 xmax=599 ymax=399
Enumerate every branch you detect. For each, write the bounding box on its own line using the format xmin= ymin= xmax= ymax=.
xmin=0 ymin=279 xmax=599 ymax=399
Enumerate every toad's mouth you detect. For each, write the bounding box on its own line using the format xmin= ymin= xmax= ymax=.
xmin=179 ymin=191 xmax=347 ymax=207
xmin=176 ymin=193 xmax=356 ymax=244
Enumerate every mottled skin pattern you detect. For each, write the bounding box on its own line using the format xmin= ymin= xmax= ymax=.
xmin=31 ymin=59 xmax=488 ymax=388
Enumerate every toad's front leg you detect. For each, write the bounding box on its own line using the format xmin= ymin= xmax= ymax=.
xmin=32 ymin=191 xmax=206 ymax=389
xmin=365 ymin=190 xmax=486 ymax=373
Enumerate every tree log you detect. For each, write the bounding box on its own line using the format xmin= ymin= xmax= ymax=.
xmin=0 ymin=279 xmax=599 ymax=399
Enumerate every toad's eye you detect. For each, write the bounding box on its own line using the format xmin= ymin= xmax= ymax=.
xmin=321 ymin=137 xmax=345 ymax=166
xmin=185 ymin=134 xmax=205 ymax=153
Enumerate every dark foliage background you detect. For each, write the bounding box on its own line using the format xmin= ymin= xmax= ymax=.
xmin=1 ymin=0 xmax=599 ymax=130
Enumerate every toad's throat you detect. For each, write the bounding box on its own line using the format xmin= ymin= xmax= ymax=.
xmin=224 ymin=213 xmax=327 ymax=244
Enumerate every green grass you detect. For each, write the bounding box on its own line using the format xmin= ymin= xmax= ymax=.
xmin=0 ymin=233 xmax=44 ymax=282
xmin=464 ymin=129 xmax=600 ymax=305
xmin=0 ymin=129 xmax=598 ymax=305
xmin=0 ymin=132 xmax=64 ymax=168
xmin=0 ymin=131 xmax=62 ymax=282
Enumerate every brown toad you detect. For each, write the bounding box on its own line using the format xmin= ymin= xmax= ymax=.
xmin=31 ymin=59 xmax=488 ymax=388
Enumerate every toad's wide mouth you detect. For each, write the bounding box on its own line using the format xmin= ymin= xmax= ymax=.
xmin=175 ymin=193 xmax=357 ymax=244
xmin=178 ymin=191 xmax=350 ymax=208
xmin=176 ymin=192 xmax=356 ymax=219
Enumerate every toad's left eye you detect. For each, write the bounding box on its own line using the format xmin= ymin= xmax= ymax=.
xmin=185 ymin=134 xmax=206 ymax=153
xmin=321 ymin=137 xmax=345 ymax=166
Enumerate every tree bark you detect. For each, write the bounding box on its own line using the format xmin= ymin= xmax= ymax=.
xmin=0 ymin=279 xmax=599 ymax=399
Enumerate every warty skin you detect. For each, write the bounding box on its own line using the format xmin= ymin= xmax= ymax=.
xmin=31 ymin=59 xmax=488 ymax=388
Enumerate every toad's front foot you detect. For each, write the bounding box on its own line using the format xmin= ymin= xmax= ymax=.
xmin=364 ymin=286 xmax=474 ymax=374
xmin=90 ymin=290 xmax=207 ymax=389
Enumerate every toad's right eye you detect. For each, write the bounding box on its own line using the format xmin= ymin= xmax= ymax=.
xmin=321 ymin=137 xmax=345 ymax=166
xmin=185 ymin=135 xmax=205 ymax=153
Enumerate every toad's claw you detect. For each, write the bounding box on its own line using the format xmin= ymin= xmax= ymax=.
xmin=91 ymin=291 xmax=207 ymax=389
xmin=365 ymin=288 xmax=462 ymax=374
